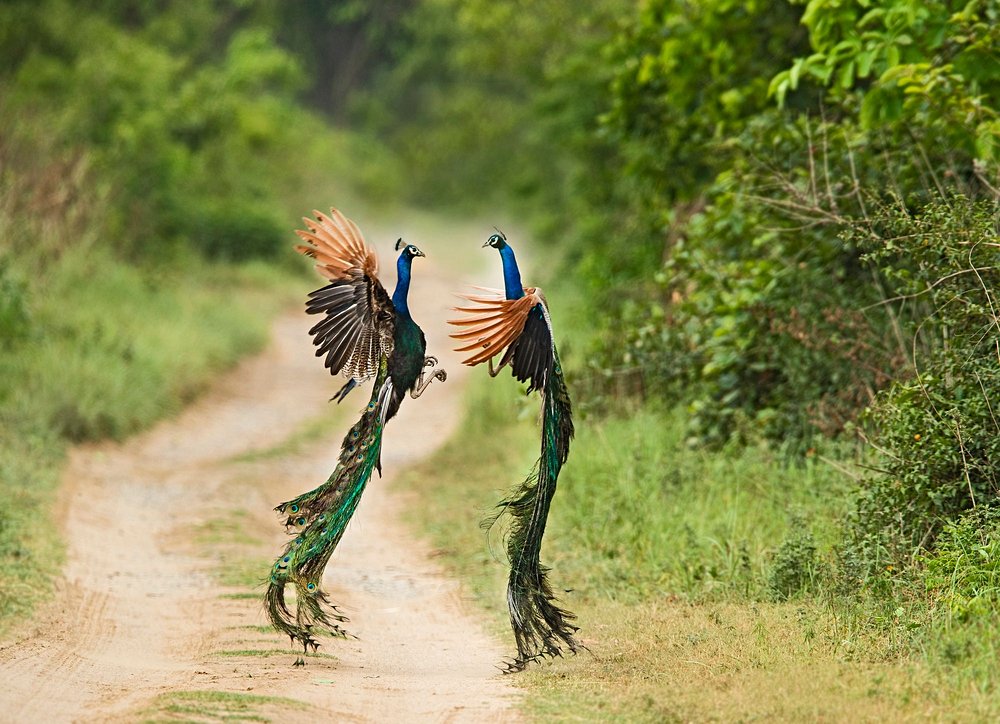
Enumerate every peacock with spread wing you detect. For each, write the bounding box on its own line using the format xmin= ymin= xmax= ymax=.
xmin=265 ymin=208 xmax=446 ymax=660
xmin=448 ymin=231 xmax=580 ymax=672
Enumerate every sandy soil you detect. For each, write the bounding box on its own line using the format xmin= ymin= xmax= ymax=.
xmin=0 ymin=255 xmax=520 ymax=722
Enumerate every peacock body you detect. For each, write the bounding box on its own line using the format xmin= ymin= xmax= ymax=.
xmin=449 ymin=232 xmax=580 ymax=672
xmin=265 ymin=209 xmax=445 ymax=656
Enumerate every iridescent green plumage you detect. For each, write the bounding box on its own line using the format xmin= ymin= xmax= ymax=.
xmin=265 ymin=365 xmax=388 ymax=648
xmin=485 ymin=346 xmax=579 ymax=671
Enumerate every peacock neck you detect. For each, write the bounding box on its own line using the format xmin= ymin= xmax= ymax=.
xmin=391 ymin=253 xmax=413 ymax=318
xmin=499 ymin=244 xmax=525 ymax=300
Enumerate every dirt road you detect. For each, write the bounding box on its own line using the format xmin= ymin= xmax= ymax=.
xmin=0 ymin=249 xmax=520 ymax=722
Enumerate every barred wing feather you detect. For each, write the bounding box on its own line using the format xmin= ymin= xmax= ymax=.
xmin=295 ymin=209 xmax=394 ymax=383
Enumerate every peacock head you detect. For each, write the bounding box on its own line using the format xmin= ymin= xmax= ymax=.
xmin=395 ymin=238 xmax=425 ymax=259
xmin=483 ymin=230 xmax=508 ymax=250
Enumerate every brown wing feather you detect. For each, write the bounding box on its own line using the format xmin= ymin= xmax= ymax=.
xmin=295 ymin=208 xmax=379 ymax=281
xmin=448 ymin=291 xmax=540 ymax=366
xmin=294 ymin=208 xmax=391 ymax=384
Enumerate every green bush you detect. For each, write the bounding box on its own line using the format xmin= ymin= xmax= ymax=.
xmin=183 ymin=202 xmax=286 ymax=262
xmin=768 ymin=516 xmax=822 ymax=600
xmin=843 ymin=197 xmax=1000 ymax=573
xmin=3 ymin=4 xmax=311 ymax=261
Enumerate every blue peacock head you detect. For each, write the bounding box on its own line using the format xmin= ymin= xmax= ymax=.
xmin=483 ymin=230 xmax=508 ymax=250
xmin=394 ymin=238 xmax=425 ymax=259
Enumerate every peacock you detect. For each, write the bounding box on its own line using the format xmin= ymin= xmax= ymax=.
xmin=265 ymin=208 xmax=446 ymax=662
xmin=448 ymin=230 xmax=580 ymax=672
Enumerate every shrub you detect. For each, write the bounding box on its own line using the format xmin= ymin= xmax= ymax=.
xmin=768 ymin=517 xmax=821 ymax=600
xmin=183 ymin=202 xmax=286 ymax=262
xmin=845 ymin=196 xmax=1000 ymax=573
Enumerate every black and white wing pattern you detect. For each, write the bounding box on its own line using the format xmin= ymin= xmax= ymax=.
xmin=294 ymin=208 xmax=395 ymax=383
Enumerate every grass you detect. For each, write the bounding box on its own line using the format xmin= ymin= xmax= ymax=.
xmin=396 ymin=368 xmax=1000 ymax=720
xmin=0 ymin=245 xmax=301 ymax=634
xmin=212 ymin=649 xmax=336 ymax=660
xmin=142 ymin=689 xmax=314 ymax=723
xmin=191 ymin=510 xmax=273 ymax=590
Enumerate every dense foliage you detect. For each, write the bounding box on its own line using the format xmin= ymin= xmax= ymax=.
xmin=362 ymin=0 xmax=998 ymax=526
xmin=359 ymin=0 xmax=1000 ymax=676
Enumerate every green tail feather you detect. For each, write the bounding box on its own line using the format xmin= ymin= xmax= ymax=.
xmin=486 ymin=352 xmax=580 ymax=672
xmin=265 ymin=389 xmax=385 ymax=650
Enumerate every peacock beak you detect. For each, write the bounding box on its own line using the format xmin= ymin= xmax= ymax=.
xmin=481 ymin=240 xmax=492 ymax=248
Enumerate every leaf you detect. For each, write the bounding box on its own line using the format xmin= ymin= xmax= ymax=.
xmin=857 ymin=49 xmax=876 ymax=77
xmin=769 ymin=73 xmax=790 ymax=106
xmin=886 ymin=44 xmax=901 ymax=67
xmin=789 ymin=57 xmax=805 ymax=89
xmin=839 ymin=59 xmax=856 ymax=88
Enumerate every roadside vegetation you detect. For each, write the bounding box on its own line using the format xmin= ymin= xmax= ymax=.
xmin=372 ymin=0 xmax=1000 ymax=718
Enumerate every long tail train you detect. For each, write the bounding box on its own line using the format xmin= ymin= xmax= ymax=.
xmin=485 ymin=349 xmax=581 ymax=672
xmin=264 ymin=390 xmax=386 ymax=652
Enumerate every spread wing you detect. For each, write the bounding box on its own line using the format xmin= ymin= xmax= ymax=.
xmin=295 ymin=209 xmax=394 ymax=382
xmin=448 ymin=287 xmax=553 ymax=394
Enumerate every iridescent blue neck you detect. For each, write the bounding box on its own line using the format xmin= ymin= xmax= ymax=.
xmin=392 ymin=253 xmax=413 ymax=317
xmin=498 ymin=244 xmax=525 ymax=300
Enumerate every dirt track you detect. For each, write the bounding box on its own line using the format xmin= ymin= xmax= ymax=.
xmin=0 ymin=253 xmax=520 ymax=722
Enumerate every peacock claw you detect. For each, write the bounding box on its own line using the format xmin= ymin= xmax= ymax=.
xmin=410 ymin=366 xmax=447 ymax=398
xmin=293 ymin=657 xmax=305 ymax=667
xmin=423 ymin=356 xmax=438 ymax=368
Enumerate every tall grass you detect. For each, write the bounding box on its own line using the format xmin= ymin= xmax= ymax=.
xmin=550 ymin=404 xmax=850 ymax=603
xmin=398 ymin=373 xmax=848 ymax=608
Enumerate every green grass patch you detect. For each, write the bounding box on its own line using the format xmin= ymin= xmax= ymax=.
xmin=397 ymin=373 xmax=848 ymax=612
xmin=143 ymin=689 xmax=313 ymax=723
xmin=218 ymin=592 xmax=263 ymax=601
xmin=194 ymin=511 xmax=260 ymax=548
xmin=225 ymin=404 xmax=349 ymax=465
xmin=190 ymin=510 xmax=271 ymax=591
xmin=213 ymin=649 xmax=336 ymax=661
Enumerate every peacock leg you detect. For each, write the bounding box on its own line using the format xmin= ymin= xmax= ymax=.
xmin=487 ymin=357 xmax=509 ymax=377
xmin=410 ymin=367 xmax=447 ymax=398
